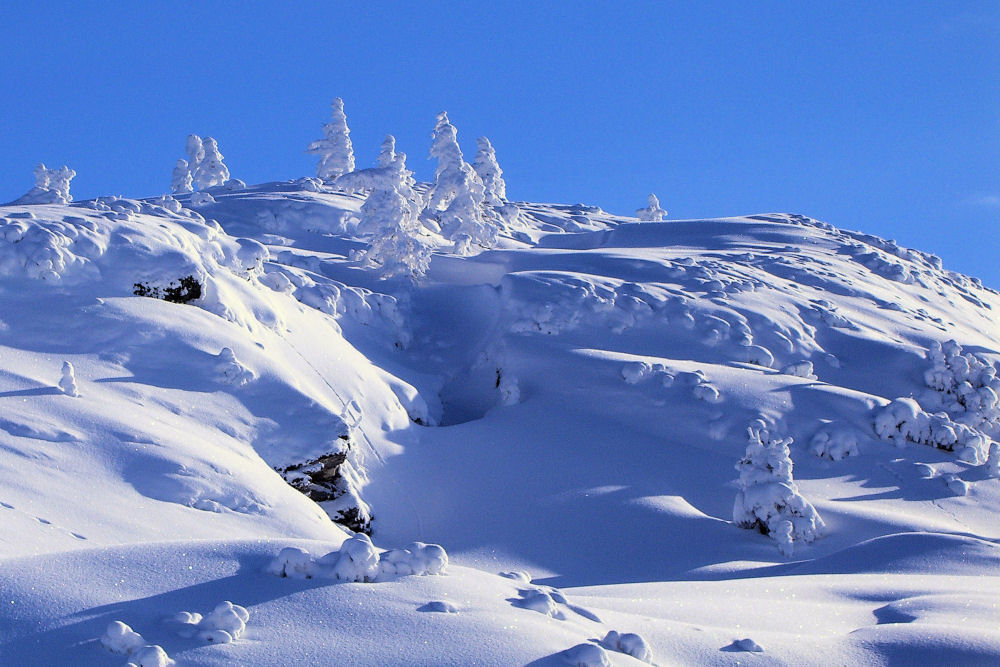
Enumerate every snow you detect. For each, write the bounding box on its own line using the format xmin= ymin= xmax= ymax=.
xmin=0 ymin=153 xmax=999 ymax=665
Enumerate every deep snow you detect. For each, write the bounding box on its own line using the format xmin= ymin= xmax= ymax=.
xmin=0 ymin=178 xmax=998 ymax=665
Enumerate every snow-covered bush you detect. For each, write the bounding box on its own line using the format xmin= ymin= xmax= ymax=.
xmin=378 ymin=542 xmax=449 ymax=578
xmin=267 ymin=546 xmax=316 ymax=578
xmin=635 ymin=193 xmax=666 ymax=221
xmin=126 ymin=644 xmax=173 ymax=667
xmin=321 ymin=533 xmax=380 ymax=582
xmin=424 ymin=112 xmax=498 ymax=251
xmin=191 ymin=137 xmax=230 ymax=190
xmin=59 ymin=361 xmax=79 ymax=397
xmin=101 ymin=621 xmax=146 ymax=655
xmin=473 ymin=136 xmax=506 ymax=206
xmin=12 ymin=163 xmax=76 ymax=204
xmin=782 ymin=360 xmax=816 ymax=379
xmin=189 ymin=191 xmax=216 ymax=207
xmin=873 ymin=397 xmax=988 ymax=462
xmin=170 ymin=159 xmax=193 ymax=194
xmin=216 ymin=347 xmax=254 ymax=385
xmin=985 ymin=442 xmax=1000 ymax=478
xmin=560 ymin=643 xmax=611 ymax=666
xmin=602 ymin=631 xmax=653 ymax=663
xmin=733 ymin=425 xmax=824 ymax=556
xmin=810 ymin=427 xmax=860 ymax=460
xmin=307 ymin=98 xmax=355 ymax=181
xmin=171 ymin=601 xmax=249 ymax=643
xmin=923 ymin=340 xmax=1000 ymax=435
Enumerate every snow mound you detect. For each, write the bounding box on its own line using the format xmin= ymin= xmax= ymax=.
xmin=560 ymin=642 xmax=611 ymax=666
xmin=171 ymin=600 xmax=249 ymax=643
xmin=100 ymin=621 xmax=146 ymax=655
xmin=602 ymin=630 xmax=653 ymax=663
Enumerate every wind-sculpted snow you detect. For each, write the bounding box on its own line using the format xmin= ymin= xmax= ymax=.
xmin=1 ymin=180 xmax=999 ymax=665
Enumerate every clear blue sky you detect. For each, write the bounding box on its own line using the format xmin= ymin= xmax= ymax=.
xmin=2 ymin=2 xmax=998 ymax=286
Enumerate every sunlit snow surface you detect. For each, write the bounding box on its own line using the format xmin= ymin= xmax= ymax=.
xmin=0 ymin=183 xmax=998 ymax=665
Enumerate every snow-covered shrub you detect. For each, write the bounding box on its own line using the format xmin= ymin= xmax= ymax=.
xmin=923 ymin=340 xmax=1000 ymax=435
xmin=233 ymin=237 xmax=268 ymax=278
xmin=191 ymin=137 xmax=230 ymax=190
xmin=59 ymin=361 xmax=79 ymax=397
xmin=693 ymin=382 xmax=722 ymax=403
xmin=984 ymin=442 xmax=1000 ymax=478
xmin=126 ymin=644 xmax=173 ymax=667
xmin=782 ymin=360 xmax=816 ymax=379
xmin=560 ymin=643 xmax=611 ymax=667
xmin=378 ymin=542 xmax=448 ymax=578
xmin=635 ymin=193 xmax=666 ymax=221
xmin=320 ymin=533 xmax=380 ymax=582
xmin=621 ymin=361 xmax=652 ymax=384
xmin=170 ymin=159 xmax=193 ymax=194
xmin=215 ymin=347 xmax=254 ymax=386
xmin=733 ymin=426 xmax=824 ymax=556
xmin=189 ymin=191 xmax=216 ymax=207
xmin=267 ymin=546 xmax=316 ymax=579
xmin=873 ymin=397 xmax=988 ymax=462
xmin=12 ymin=163 xmax=76 ymax=204
xmin=602 ymin=631 xmax=653 ymax=664
xmin=473 ymin=136 xmax=506 ymax=206
xmin=101 ymin=621 xmax=146 ymax=655
xmin=171 ymin=601 xmax=249 ymax=644
xmin=514 ymin=589 xmax=563 ymax=618
xmin=741 ymin=345 xmax=775 ymax=368
xmin=307 ymin=98 xmax=355 ymax=181
xmin=133 ymin=275 xmax=202 ymax=304
xmin=810 ymin=427 xmax=860 ymax=460
xmin=424 ymin=112 xmax=498 ymax=251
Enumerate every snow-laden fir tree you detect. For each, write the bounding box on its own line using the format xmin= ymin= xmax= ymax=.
xmin=425 ymin=112 xmax=497 ymax=252
xmin=13 ymin=164 xmax=77 ymax=205
xmin=59 ymin=361 xmax=79 ymax=397
xmin=473 ymin=136 xmax=506 ymax=206
xmin=307 ymin=98 xmax=355 ymax=181
xmin=185 ymin=135 xmax=205 ymax=175
xmin=171 ymin=159 xmax=193 ymax=193
xmin=733 ymin=424 xmax=824 ymax=556
xmin=636 ymin=193 xmax=667 ymax=221
xmin=337 ymin=153 xmax=432 ymax=280
xmin=377 ymin=135 xmax=397 ymax=168
xmin=191 ymin=137 xmax=230 ymax=190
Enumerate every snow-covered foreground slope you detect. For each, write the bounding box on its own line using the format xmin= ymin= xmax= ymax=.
xmin=0 ymin=183 xmax=998 ymax=665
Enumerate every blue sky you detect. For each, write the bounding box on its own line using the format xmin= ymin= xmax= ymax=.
xmin=2 ymin=2 xmax=998 ymax=286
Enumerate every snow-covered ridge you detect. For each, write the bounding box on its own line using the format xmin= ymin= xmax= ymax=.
xmin=0 ymin=172 xmax=998 ymax=665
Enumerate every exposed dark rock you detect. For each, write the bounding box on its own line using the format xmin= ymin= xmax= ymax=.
xmin=133 ymin=275 xmax=202 ymax=303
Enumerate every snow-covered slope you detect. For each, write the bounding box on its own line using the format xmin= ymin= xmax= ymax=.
xmin=0 ymin=181 xmax=998 ymax=665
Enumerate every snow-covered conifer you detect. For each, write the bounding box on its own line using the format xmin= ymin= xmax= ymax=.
xmin=733 ymin=425 xmax=824 ymax=555
xmin=636 ymin=194 xmax=667 ymax=221
xmin=307 ymin=98 xmax=355 ymax=181
xmin=185 ymin=135 xmax=205 ymax=175
xmin=339 ymin=153 xmax=432 ymax=280
xmin=191 ymin=137 xmax=230 ymax=190
xmin=59 ymin=361 xmax=79 ymax=397
xmin=985 ymin=442 xmax=1000 ymax=478
xmin=171 ymin=159 xmax=193 ymax=194
xmin=377 ymin=135 xmax=397 ymax=168
xmin=473 ymin=136 xmax=506 ymax=206
xmin=425 ymin=112 xmax=497 ymax=251
xmin=13 ymin=163 xmax=77 ymax=204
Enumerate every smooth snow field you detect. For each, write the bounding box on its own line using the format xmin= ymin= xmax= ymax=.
xmin=0 ymin=180 xmax=998 ymax=665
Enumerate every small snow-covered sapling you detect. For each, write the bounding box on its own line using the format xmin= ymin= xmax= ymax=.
xmin=59 ymin=361 xmax=79 ymax=397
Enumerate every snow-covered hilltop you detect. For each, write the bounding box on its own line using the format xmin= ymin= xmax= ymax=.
xmin=1 ymin=109 xmax=999 ymax=665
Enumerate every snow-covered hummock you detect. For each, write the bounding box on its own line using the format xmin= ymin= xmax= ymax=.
xmin=733 ymin=425 xmax=824 ymax=556
xmin=377 ymin=134 xmax=397 ymax=168
xmin=170 ymin=159 xmax=193 ymax=194
xmin=191 ymin=137 xmax=230 ymax=190
xmin=635 ymin=193 xmax=666 ymax=221
xmin=473 ymin=136 xmax=506 ymax=206
xmin=306 ymin=97 xmax=355 ymax=181
xmin=10 ymin=163 xmax=76 ymax=205
xmin=425 ymin=112 xmax=497 ymax=251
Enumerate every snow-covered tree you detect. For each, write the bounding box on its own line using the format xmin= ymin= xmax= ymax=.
xmin=191 ymin=137 xmax=230 ymax=190
xmin=473 ymin=136 xmax=506 ymax=206
xmin=425 ymin=112 xmax=497 ymax=251
xmin=12 ymin=163 xmax=77 ymax=205
xmin=185 ymin=135 xmax=205 ymax=176
xmin=339 ymin=153 xmax=432 ymax=280
xmin=171 ymin=159 xmax=193 ymax=194
xmin=733 ymin=424 xmax=824 ymax=556
xmin=307 ymin=98 xmax=355 ymax=181
xmin=636 ymin=193 xmax=667 ymax=221
xmin=377 ymin=135 xmax=397 ymax=168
